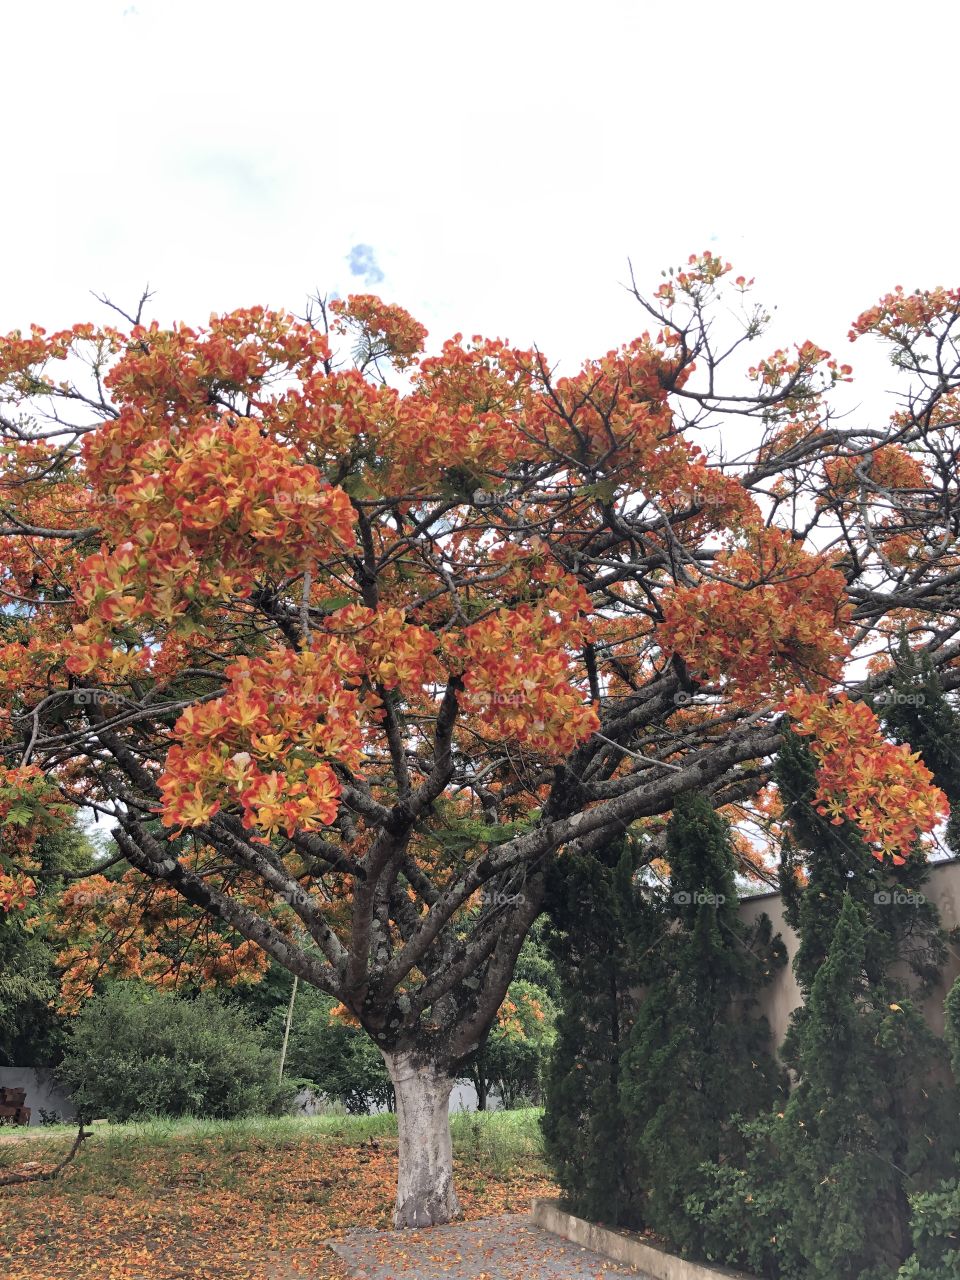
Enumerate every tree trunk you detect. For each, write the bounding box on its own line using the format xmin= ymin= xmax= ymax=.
xmin=383 ymin=1050 xmax=461 ymax=1227
xmin=471 ymin=1064 xmax=488 ymax=1111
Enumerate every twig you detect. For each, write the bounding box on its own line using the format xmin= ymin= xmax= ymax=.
xmin=0 ymin=1122 xmax=91 ymax=1187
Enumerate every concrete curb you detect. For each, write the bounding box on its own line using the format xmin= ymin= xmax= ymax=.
xmin=531 ymin=1198 xmax=758 ymax=1280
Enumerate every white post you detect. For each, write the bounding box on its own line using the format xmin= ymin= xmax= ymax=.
xmin=278 ymin=975 xmax=299 ymax=1084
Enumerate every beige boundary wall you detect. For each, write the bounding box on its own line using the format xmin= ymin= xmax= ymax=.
xmin=531 ymin=1198 xmax=756 ymax=1280
xmin=738 ymin=856 xmax=960 ymax=1047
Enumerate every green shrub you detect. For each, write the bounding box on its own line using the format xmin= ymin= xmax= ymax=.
xmin=897 ymin=1181 xmax=960 ymax=1280
xmin=58 ymin=982 xmax=291 ymax=1121
xmin=686 ymin=1113 xmax=805 ymax=1280
xmin=947 ymin=974 xmax=960 ymax=1079
xmin=264 ymin=981 xmax=394 ymax=1113
xmin=896 ymin=980 xmax=960 ymax=1280
xmin=692 ymin=897 xmax=958 ymax=1280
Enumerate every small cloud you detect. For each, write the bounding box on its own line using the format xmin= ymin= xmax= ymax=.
xmin=346 ymin=244 xmax=384 ymax=286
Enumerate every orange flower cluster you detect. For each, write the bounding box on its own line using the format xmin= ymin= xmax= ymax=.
xmin=0 ymin=764 xmax=68 ymax=857
xmin=822 ymin=444 xmax=929 ymax=507
xmin=101 ymin=307 xmax=331 ymax=413
xmin=449 ymin=601 xmax=599 ymax=755
xmin=77 ymin=417 xmax=356 ymax=625
xmin=654 ymin=250 xmax=734 ymax=305
xmin=272 ymin=368 xmax=399 ymax=472
xmin=328 ymin=604 xmax=439 ymax=694
xmin=0 ymin=872 xmax=35 ymax=914
xmin=850 ymin=285 xmax=960 ymax=342
xmin=661 ymin=529 xmax=852 ymax=694
xmin=53 ymin=868 xmax=271 ymax=1011
xmin=784 ymin=692 xmax=949 ymax=861
xmin=0 ymin=765 xmax=69 ymax=912
xmin=330 ymin=294 xmax=427 ymax=369
xmin=160 ymin=642 xmax=367 ymax=837
xmin=0 ymin=322 xmax=101 ymax=393
xmin=523 ymin=336 xmax=687 ymax=481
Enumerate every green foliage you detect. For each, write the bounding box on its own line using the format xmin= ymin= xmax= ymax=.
xmin=545 ymin=662 xmax=960 ymax=1276
xmin=0 ymin=820 xmax=96 ymax=1065
xmin=619 ymin=795 xmax=786 ymax=1251
xmin=894 ymin=978 xmax=960 ymax=1280
xmin=897 ymin=1182 xmax=960 ymax=1280
xmin=692 ymin=897 xmax=958 ymax=1280
xmin=541 ymin=839 xmax=646 ymax=1225
xmin=687 ymin=677 xmax=960 ymax=1279
xmin=467 ymin=977 xmax=556 ymax=1109
xmin=466 ymin=923 xmax=559 ymax=1110
xmin=775 ymin=896 xmax=914 ymax=1279
xmin=58 ymin=982 xmax=291 ymax=1121
xmin=263 ymin=978 xmax=394 ymax=1113
xmin=876 ymin=638 xmax=960 ymax=854
xmin=449 ymin=1107 xmax=547 ymax=1178
xmin=542 ymin=800 xmax=784 ymax=1240
xmin=948 ymin=975 xmax=960 ymax=1079
xmin=687 ymin=1112 xmax=802 ymax=1279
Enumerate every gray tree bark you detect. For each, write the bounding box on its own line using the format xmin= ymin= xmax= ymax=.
xmin=383 ymin=1050 xmax=461 ymax=1227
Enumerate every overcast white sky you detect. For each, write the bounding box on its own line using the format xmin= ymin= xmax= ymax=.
xmin=2 ymin=0 xmax=958 ymax=394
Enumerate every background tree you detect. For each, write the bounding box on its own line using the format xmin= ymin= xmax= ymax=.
xmin=618 ymin=794 xmax=786 ymax=1251
xmin=2 ymin=264 xmax=960 ymax=1222
xmin=0 ymin=820 xmax=94 ymax=1065
xmin=260 ymin=976 xmax=395 ymax=1113
xmin=541 ymin=840 xmax=648 ymax=1226
xmin=465 ymin=924 xmax=558 ymax=1110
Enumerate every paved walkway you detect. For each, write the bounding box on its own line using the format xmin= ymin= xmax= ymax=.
xmin=329 ymin=1212 xmax=647 ymax=1279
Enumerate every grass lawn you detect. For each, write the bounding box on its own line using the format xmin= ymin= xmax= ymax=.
xmin=0 ymin=1109 xmax=557 ymax=1280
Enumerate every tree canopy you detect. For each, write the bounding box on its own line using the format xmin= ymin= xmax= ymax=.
xmin=2 ymin=259 xmax=959 ymax=1222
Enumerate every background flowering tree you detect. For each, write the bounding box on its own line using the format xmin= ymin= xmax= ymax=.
xmin=1 ymin=260 xmax=958 ymax=1224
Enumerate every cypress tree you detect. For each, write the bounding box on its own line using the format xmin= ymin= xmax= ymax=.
xmin=876 ymin=637 xmax=960 ymax=855
xmin=691 ymin=693 xmax=960 ymax=1280
xmin=618 ymin=794 xmax=786 ymax=1251
xmin=775 ymin=727 xmax=946 ymax=1069
xmin=541 ymin=841 xmax=651 ymax=1225
xmin=773 ymin=894 xmax=950 ymax=1279
xmin=693 ymin=896 xmax=959 ymax=1280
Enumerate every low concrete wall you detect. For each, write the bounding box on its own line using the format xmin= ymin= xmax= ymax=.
xmin=531 ymin=1198 xmax=756 ymax=1280
xmin=739 ymin=856 xmax=960 ymax=1048
xmin=0 ymin=1067 xmax=76 ymax=1126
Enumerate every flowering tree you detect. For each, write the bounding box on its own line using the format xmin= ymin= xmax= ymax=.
xmin=0 ymin=260 xmax=958 ymax=1224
